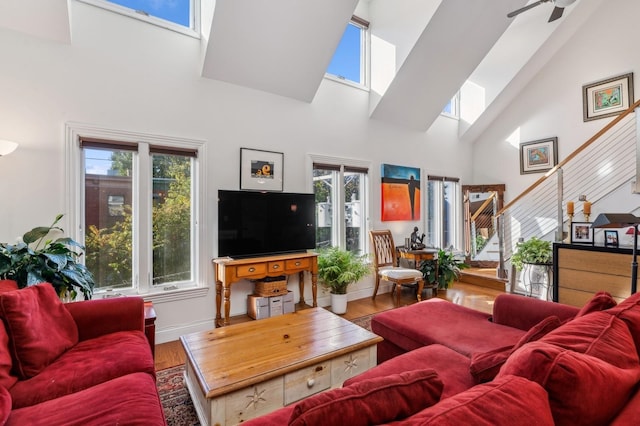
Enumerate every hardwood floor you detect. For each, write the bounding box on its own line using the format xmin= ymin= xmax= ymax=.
xmin=154 ymin=281 xmax=503 ymax=371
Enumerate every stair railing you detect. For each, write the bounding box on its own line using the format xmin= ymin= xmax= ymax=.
xmin=495 ymin=99 xmax=640 ymax=279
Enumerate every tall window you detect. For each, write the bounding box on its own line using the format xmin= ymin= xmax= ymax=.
xmin=313 ymin=162 xmax=369 ymax=254
xmin=67 ymin=125 xmax=204 ymax=296
xmin=427 ymin=175 xmax=462 ymax=249
xmin=326 ymin=16 xmax=369 ymax=87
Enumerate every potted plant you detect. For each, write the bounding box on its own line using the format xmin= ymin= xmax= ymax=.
xmin=419 ymin=248 xmax=469 ymax=290
xmin=510 ymin=237 xmax=552 ymax=299
xmin=317 ymin=246 xmax=370 ymax=314
xmin=0 ymin=214 xmax=95 ymax=300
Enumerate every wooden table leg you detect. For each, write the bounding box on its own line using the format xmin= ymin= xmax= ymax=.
xmin=223 ymin=285 xmax=231 ymax=327
xmin=298 ymin=271 xmax=306 ymax=305
xmin=215 ymin=280 xmax=223 ymax=327
xmin=311 ymin=272 xmax=318 ymax=307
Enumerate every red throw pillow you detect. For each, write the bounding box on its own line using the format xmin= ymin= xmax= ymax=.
xmin=0 ymin=322 xmax=17 ymax=389
xmin=0 ymin=283 xmax=79 ymax=378
xmin=288 ymin=369 xmax=443 ymax=426
xmin=398 ymin=375 xmax=554 ymax=425
xmin=469 ymin=316 xmax=562 ymax=383
xmin=576 ymin=291 xmax=617 ymax=317
xmin=539 ymin=311 xmax=639 ymax=369
xmin=604 ymin=291 xmax=640 ymax=357
xmin=0 ymin=386 xmax=11 ymax=425
xmin=498 ymin=341 xmax=640 ymax=426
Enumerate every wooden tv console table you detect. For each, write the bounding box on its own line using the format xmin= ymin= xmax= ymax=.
xmin=213 ymin=252 xmax=318 ymax=327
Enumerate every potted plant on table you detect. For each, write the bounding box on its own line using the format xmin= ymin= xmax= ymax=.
xmin=317 ymin=246 xmax=370 ymax=314
xmin=510 ymin=237 xmax=552 ymax=300
xmin=419 ymin=248 xmax=470 ymax=290
xmin=0 ymin=214 xmax=95 ymax=300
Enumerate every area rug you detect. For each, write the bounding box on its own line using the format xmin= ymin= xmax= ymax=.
xmin=157 ymin=313 xmax=377 ymax=425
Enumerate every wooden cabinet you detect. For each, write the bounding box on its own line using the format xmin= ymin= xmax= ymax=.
xmin=553 ymin=243 xmax=636 ymax=307
xmin=213 ymin=252 xmax=318 ymax=327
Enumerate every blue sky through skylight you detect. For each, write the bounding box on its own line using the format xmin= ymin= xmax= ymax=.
xmin=107 ymin=0 xmax=190 ymax=27
xmin=327 ymin=23 xmax=361 ymax=83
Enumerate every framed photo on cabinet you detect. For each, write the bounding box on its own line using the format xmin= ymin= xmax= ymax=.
xmin=571 ymin=222 xmax=594 ymax=245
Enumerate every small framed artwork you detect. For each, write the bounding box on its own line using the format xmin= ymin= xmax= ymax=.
xmin=571 ymin=222 xmax=594 ymax=245
xmin=582 ymin=73 xmax=634 ymax=122
xmin=520 ymin=137 xmax=558 ymax=175
xmin=240 ymin=148 xmax=284 ymax=191
xmin=604 ymin=230 xmax=619 ymax=248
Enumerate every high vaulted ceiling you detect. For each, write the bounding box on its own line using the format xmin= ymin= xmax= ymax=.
xmin=0 ymin=0 xmax=601 ymax=136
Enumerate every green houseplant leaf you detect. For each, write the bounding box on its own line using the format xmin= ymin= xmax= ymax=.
xmin=0 ymin=215 xmax=95 ymax=300
xmin=511 ymin=237 xmax=552 ymax=270
xmin=419 ymin=248 xmax=469 ymax=290
xmin=317 ymin=247 xmax=370 ymax=295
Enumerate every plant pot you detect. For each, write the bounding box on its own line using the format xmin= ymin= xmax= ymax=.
xmin=330 ymin=293 xmax=348 ymax=314
xmin=520 ymin=262 xmax=552 ymax=300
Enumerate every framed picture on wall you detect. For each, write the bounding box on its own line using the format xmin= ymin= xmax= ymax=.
xmin=604 ymin=230 xmax=619 ymax=248
xmin=582 ymin=73 xmax=634 ymax=122
xmin=571 ymin=222 xmax=594 ymax=245
xmin=519 ymin=137 xmax=558 ymax=175
xmin=240 ymin=148 xmax=284 ymax=191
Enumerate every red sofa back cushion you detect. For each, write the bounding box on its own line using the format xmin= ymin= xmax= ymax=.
xmin=0 ymin=283 xmax=78 ymax=378
xmin=289 ymin=369 xmax=443 ymax=426
xmin=499 ymin=341 xmax=640 ymax=426
xmin=397 ymin=375 xmax=554 ymax=425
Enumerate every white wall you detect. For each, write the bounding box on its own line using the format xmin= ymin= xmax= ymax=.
xmin=0 ymin=1 xmax=472 ymax=342
xmin=472 ymin=0 xmax=640 ymax=203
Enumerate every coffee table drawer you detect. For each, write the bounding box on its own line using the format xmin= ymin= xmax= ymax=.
xmin=223 ymin=376 xmax=284 ymax=425
xmin=331 ymin=347 xmax=374 ymax=385
xmin=284 ymin=362 xmax=331 ymax=405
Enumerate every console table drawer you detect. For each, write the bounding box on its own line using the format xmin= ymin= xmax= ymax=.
xmin=236 ymin=263 xmax=268 ymax=278
xmin=285 ymin=258 xmax=311 ymax=270
xmin=284 ymin=362 xmax=330 ymax=405
xmin=267 ymin=261 xmax=285 ymax=273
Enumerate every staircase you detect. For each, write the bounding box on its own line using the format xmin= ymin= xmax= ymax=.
xmin=459 ymin=267 xmax=507 ymax=292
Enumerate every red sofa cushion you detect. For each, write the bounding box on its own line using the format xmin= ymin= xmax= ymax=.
xmin=9 ymin=330 xmax=154 ymax=408
xmin=289 ymin=369 xmax=443 ymax=426
xmin=0 ymin=281 xmax=18 ymax=293
xmin=538 ymin=311 xmax=639 ymax=368
xmin=0 ymin=386 xmax=11 ymax=425
xmin=576 ymin=291 xmax=617 ymax=317
xmin=469 ymin=315 xmax=562 ymax=383
xmin=0 ymin=322 xmax=17 ymax=389
xmin=0 ymin=283 xmax=78 ymax=378
xmin=498 ymin=341 xmax=640 ymax=426
xmin=371 ymin=299 xmax=525 ymax=357
xmin=391 ymin=375 xmax=554 ymax=425
xmin=344 ymin=344 xmax=475 ymax=398
xmin=6 ymin=372 xmax=165 ymax=426
xmin=242 ymin=406 xmax=296 ymax=426
xmin=604 ymin=291 xmax=640 ymax=357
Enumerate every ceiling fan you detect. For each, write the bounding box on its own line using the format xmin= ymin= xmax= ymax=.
xmin=507 ymin=0 xmax=577 ymax=23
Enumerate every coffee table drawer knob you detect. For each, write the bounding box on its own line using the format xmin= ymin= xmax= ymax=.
xmin=307 ymin=379 xmax=315 ymax=388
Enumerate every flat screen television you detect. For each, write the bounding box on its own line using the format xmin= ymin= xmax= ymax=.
xmin=218 ymin=190 xmax=316 ymax=259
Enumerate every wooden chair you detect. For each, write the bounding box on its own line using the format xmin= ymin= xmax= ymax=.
xmin=369 ymin=230 xmax=424 ymax=305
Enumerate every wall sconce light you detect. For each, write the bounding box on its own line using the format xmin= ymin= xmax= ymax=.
xmin=0 ymin=140 xmax=18 ymax=157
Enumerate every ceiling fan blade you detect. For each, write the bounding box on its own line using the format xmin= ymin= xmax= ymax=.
xmin=548 ymin=6 xmax=564 ymax=22
xmin=507 ymin=0 xmax=546 ymax=18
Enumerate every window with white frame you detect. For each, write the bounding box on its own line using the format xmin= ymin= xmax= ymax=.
xmin=441 ymin=92 xmax=460 ymax=119
xmin=326 ymin=16 xmax=369 ymax=88
xmin=427 ymin=175 xmax=462 ymax=249
xmin=67 ymin=125 xmax=204 ymax=296
xmin=78 ymin=0 xmax=200 ymax=36
xmin=313 ymin=161 xmax=369 ymax=254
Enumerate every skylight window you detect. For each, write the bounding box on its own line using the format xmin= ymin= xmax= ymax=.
xmin=79 ymin=0 xmax=199 ymax=36
xmin=326 ymin=16 xmax=369 ymax=88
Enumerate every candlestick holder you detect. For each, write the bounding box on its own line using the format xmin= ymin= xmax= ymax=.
xmin=584 ymin=214 xmax=590 ymax=222
xmin=563 ymin=214 xmax=574 ymax=243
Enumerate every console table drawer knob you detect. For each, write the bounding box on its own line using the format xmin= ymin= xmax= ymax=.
xmin=273 ymin=265 xmax=280 ymax=269
xmin=248 ymin=267 xmax=255 ymax=272
xmin=307 ymin=379 xmax=315 ymax=388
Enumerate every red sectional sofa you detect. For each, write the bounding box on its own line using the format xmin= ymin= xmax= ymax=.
xmin=245 ymin=291 xmax=640 ymax=425
xmin=0 ymin=281 xmax=166 ymax=425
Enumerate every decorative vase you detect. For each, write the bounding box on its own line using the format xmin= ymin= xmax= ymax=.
xmin=330 ymin=293 xmax=348 ymax=314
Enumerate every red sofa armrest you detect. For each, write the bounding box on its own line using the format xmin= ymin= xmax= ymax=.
xmin=492 ymin=294 xmax=579 ymax=331
xmin=65 ymin=297 xmax=145 ymax=341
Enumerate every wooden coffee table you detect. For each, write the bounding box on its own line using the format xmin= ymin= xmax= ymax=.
xmin=180 ymin=308 xmax=383 ymax=426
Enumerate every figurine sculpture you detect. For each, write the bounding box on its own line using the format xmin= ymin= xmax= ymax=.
xmin=410 ymin=226 xmax=426 ymax=250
